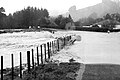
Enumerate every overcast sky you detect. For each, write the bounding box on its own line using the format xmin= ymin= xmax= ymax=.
xmin=0 ymin=0 xmax=102 ymax=16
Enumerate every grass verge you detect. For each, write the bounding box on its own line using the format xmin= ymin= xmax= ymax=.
xmin=3 ymin=63 xmax=81 ymax=80
xmin=82 ymin=64 xmax=120 ymax=80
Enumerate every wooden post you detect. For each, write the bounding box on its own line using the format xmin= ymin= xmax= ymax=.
xmin=47 ymin=42 xmax=50 ymax=59
xmin=70 ymin=35 xmax=71 ymax=40
xmin=52 ymin=41 xmax=54 ymax=54
xmin=57 ymin=39 xmax=59 ymax=51
xmin=37 ymin=47 xmax=39 ymax=66
xmin=67 ymin=36 xmax=69 ymax=41
xmin=68 ymin=36 xmax=70 ymax=43
xmin=44 ymin=44 xmax=47 ymax=62
xmin=11 ymin=54 xmax=14 ymax=80
xmin=66 ymin=36 xmax=68 ymax=44
xmin=59 ymin=38 xmax=61 ymax=50
xmin=50 ymin=41 xmax=52 ymax=55
xmin=50 ymin=42 xmax=52 ymax=55
xmin=20 ymin=52 xmax=22 ymax=78
xmin=64 ymin=37 xmax=66 ymax=46
xmin=62 ymin=38 xmax=64 ymax=49
xmin=51 ymin=41 xmax=53 ymax=53
xmin=68 ymin=36 xmax=70 ymax=41
xmin=54 ymin=40 xmax=56 ymax=54
xmin=32 ymin=49 xmax=34 ymax=69
xmin=27 ymin=51 xmax=30 ymax=73
xmin=1 ymin=56 xmax=3 ymax=80
xmin=66 ymin=36 xmax=67 ymax=44
xmin=61 ymin=38 xmax=63 ymax=49
xmin=40 ymin=45 xmax=43 ymax=64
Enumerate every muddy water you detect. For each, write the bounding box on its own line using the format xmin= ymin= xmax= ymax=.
xmin=57 ymin=31 xmax=120 ymax=64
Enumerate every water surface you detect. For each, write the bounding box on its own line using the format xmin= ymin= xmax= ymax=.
xmin=64 ymin=31 xmax=120 ymax=64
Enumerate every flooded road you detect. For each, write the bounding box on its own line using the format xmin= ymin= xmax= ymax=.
xmin=61 ymin=31 xmax=120 ymax=64
xmin=1 ymin=30 xmax=120 ymax=68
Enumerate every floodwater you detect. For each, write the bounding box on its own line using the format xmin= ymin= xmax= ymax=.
xmin=1 ymin=30 xmax=120 ymax=68
xmin=0 ymin=31 xmax=56 ymax=68
xmin=60 ymin=31 xmax=120 ymax=64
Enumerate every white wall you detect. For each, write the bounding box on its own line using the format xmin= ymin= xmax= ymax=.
xmin=115 ymin=25 xmax=120 ymax=29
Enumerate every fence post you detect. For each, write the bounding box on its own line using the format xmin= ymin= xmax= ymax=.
xmin=70 ymin=35 xmax=72 ymax=40
xmin=50 ymin=42 xmax=52 ymax=55
xmin=68 ymin=36 xmax=70 ymax=41
xmin=37 ymin=47 xmax=39 ymax=66
xmin=1 ymin=56 xmax=3 ymax=80
xmin=20 ymin=52 xmax=22 ymax=78
xmin=57 ymin=39 xmax=59 ymax=51
xmin=32 ymin=49 xmax=34 ymax=69
xmin=62 ymin=37 xmax=63 ymax=47
xmin=40 ymin=45 xmax=43 ymax=64
xmin=67 ymin=36 xmax=69 ymax=41
xmin=54 ymin=40 xmax=56 ymax=54
xmin=66 ymin=36 xmax=68 ymax=44
xmin=11 ymin=54 xmax=14 ymax=80
xmin=63 ymin=37 xmax=65 ymax=46
xmin=44 ymin=44 xmax=46 ymax=62
xmin=59 ymin=38 xmax=61 ymax=50
xmin=52 ymin=41 xmax=54 ymax=54
xmin=47 ymin=42 xmax=50 ymax=59
xmin=27 ymin=51 xmax=30 ymax=73
xmin=62 ymin=37 xmax=64 ymax=49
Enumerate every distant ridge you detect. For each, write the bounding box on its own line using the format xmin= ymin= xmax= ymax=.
xmin=64 ymin=0 xmax=120 ymax=21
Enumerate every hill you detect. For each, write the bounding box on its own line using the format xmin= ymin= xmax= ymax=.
xmin=64 ymin=0 xmax=120 ymax=21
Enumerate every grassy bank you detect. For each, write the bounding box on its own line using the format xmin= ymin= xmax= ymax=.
xmin=82 ymin=64 xmax=120 ymax=80
xmin=3 ymin=63 xmax=81 ymax=80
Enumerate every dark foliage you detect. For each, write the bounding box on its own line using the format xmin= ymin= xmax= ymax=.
xmin=54 ymin=15 xmax=73 ymax=29
xmin=21 ymin=63 xmax=80 ymax=80
xmin=0 ymin=7 xmax=49 ymax=29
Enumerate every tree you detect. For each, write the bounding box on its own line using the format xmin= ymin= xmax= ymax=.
xmin=0 ymin=7 xmax=5 ymax=13
xmin=103 ymin=13 xmax=112 ymax=20
xmin=43 ymin=9 xmax=49 ymax=18
xmin=77 ymin=17 xmax=96 ymax=26
xmin=95 ymin=18 xmax=103 ymax=22
xmin=12 ymin=7 xmax=49 ymax=29
xmin=74 ymin=20 xmax=81 ymax=26
xmin=54 ymin=15 xmax=73 ymax=29
xmin=0 ymin=7 xmax=6 ymax=28
xmin=0 ymin=6 xmax=50 ymax=29
xmin=54 ymin=15 xmax=63 ymax=26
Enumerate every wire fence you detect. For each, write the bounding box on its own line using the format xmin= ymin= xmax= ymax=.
xmin=0 ymin=35 xmax=72 ymax=80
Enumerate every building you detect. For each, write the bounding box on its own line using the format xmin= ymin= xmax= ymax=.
xmin=93 ymin=19 xmax=120 ymax=28
xmin=114 ymin=25 xmax=120 ymax=29
xmin=65 ymin=22 xmax=75 ymax=30
xmin=65 ymin=14 xmax=76 ymax=30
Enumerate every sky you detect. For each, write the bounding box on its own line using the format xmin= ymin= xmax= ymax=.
xmin=0 ymin=0 xmax=102 ymax=16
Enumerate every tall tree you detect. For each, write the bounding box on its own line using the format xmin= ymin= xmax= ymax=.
xmin=0 ymin=7 xmax=6 ymax=28
xmin=0 ymin=6 xmax=50 ymax=29
xmin=0 ymin=7 xmax=5 ymax=13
